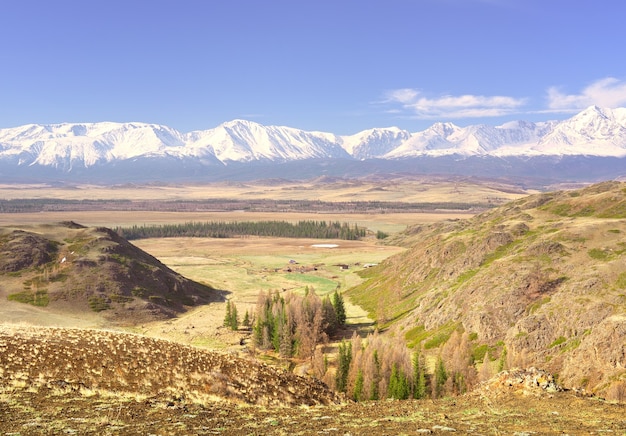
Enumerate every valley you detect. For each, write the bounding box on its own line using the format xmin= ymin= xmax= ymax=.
xmin=1 ymin=176 xmax=625 ymax=434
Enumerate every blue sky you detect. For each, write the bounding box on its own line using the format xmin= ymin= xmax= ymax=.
xmin=1 ymin=0 xmax=625 ymax=134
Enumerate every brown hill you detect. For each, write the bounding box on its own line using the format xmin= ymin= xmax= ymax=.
xmin=0 ymin=222 xmax=220 ymax=324
xmin=0 ymin=325 xmax=340 ymax=407
xmin=1 ymin=325 xmax=624 ymax=434
xmin=348 ymin=181 xmax=626 ymax=395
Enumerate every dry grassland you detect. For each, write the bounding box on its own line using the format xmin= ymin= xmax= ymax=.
xmin=0 ymin=177 xmax=531 ymax=203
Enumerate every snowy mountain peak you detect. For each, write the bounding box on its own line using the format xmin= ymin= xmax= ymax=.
xmin=427 ymin=122 xmax=461 ymax=137
xmin=0 ymin=106 xmax=625 ymax=173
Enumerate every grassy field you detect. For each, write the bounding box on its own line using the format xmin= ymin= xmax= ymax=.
xmin=130 ymin=236 xmax=404 ymax=348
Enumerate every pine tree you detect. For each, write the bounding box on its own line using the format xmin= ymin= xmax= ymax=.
xmin=388 ymin=363 xmax=410 ymax=400
xmin=242 ymin=310 xmax=250 ymax=328
xmin=433 ymin=356 xmax=448 ymax=398
xmin=412 ymin=351 xmax=427 ymax=399
xmin=353 ymin=369 xmax=364 ymax=401
xmin=230 ymin=303 xmax=239 ymax=330
xmin=332 ymin=290 xmax=347 ymax=326
xmin=335 ymin=340 xmax=352 ymax=393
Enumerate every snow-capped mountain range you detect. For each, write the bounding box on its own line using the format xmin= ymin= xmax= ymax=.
xmin=0 ymin=106 xmax=625 ymax=182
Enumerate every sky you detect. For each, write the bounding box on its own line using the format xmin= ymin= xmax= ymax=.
xmin=1 ymin=0 xmax=626 ymax=135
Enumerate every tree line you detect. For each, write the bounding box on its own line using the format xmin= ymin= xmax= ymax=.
xmin=115 ymin=220 xmax=366 ymax=240
xmin=0 ymin=198 xmax=491 ymax=214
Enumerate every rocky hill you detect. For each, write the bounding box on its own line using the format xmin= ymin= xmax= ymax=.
xmin=348 ymin=181 xmax=626 ymax=395
xmin=0 ymin=222 xmax=220 ymax=324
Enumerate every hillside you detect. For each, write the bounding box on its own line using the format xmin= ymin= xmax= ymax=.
xmin=348 ymin=181 xmax=626 ymax=395
xmin=1 ymin=325 xmax=625 ymax=434
xmin=0 ymin=222 xmax=220 ymax=324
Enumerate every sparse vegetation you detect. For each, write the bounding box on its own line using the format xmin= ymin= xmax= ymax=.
xmin=7 ymin=289 xmax=49 ymax=307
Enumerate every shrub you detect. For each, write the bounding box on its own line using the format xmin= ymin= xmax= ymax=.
xmin=88 ymin=295 xmax=111 ymax=312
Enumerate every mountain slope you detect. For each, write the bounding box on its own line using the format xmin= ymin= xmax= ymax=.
xmin=184 ymin=119 xmax=347 ymax=162
xmin=1 ymin=107 xmax=626 ymax=178
xmin=0 ymin=222 xmax=220 ymax=323
xmin=347 ymin=181 xmax=626 ymax=394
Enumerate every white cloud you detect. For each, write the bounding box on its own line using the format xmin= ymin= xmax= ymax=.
xmin=383 ymin=88 xmax=526 ymax=119
xmin=546 ymin=77 xmax=626 ymax=112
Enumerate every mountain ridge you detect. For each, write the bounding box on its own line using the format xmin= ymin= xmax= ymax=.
xmin=1 ymin=106 xmax=625 ymax=182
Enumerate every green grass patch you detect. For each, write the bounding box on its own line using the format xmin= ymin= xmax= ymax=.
xmin=588 ymin=248 xmax=613 ymax=261
xmin=423 ymin=322 xmax=460 ymax=350
xmin=471 ymin=344 xmax=490 ymax=362
xmin=283 ymin=273 xmax=339 ymax=295
xmin=109 ymin=293 xmax=134 ymax=304
xmin=616 ymin=272 xmax=626 ymax=289
xmin=561 ymin=338 xmax=581 ymax=353
xmin=405 ymin=325 xmax=427 ymax=348
xmin=527 ymin=296 xmax=551 ymax=314
xmin=8 ymin=289 xmax=49 ymax=307
xmin=549 ymin=336 xmax=567 ymax=348
xmin=88 ymin=295 xmax=111 ymax=312
xmin=451 ymin=269 xmax=478 ymax=290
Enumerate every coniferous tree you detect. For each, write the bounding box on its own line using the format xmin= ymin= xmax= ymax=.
xmin=335 ymin=340 xmax=352 ymax=393
xmin=370 ymin=349 xmax=381 ymax=400
xmin=332 ymin=290 xmax=347 ymax=326
xmin=433 ymin=356 xmax=448 ymax=398
xmin=223 ymin=301 xmax=239 ymax=330
xmin=412 ymin=351 xmax=427 ymax=399
xmin=242 ymin=310 xmax=250 ymax=328
xmin=230 ymin=303 xmax=239 ymax=330
xmin=388 ymin=363 xmax=410 ymax=400
xmin=224 ymin=301 xmax=232 ymax=328
xmin=353 ymin=369 xmax=364 ymax=401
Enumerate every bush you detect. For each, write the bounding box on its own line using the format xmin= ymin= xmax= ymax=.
xmin=88 ymin=295 xmax=111 ymax=312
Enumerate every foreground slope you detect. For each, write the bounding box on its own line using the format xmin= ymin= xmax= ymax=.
xmin=348 ymin=181 xmax=626 ymax=394
xmin=0 ymin=325 xmax=339 ymax=407
xmin=0 ymin=326 xmax=624 ymax=435
xmin=0 ymin=222 xmax=220 ymax=324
